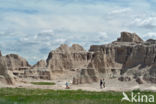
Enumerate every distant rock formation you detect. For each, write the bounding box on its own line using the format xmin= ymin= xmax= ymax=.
xmin=22 ymin=68 xmax=51 ymax=80
xmin=1 ymin=31 xmax=156 ymax=85
xmin=80 ymin=68 xmax=98 ymax=83
xmin=0 ymin=56 xmax=14 ymax=84
xmin=33 ymin=59 xmax=47 ymax=68
xmin=88 ymin=32 xmax=156 ymax=83
xmin=4 ymin=54 xmax=31 ymax=70
xmin=42 ymin=32 xmax=156 ymax=84
xmin=117 ymin=32 xmax=143 ymax=43
xmin=146 ymin=39 xmax=156 ymax=44
xmin=29 ymin=60 xmax=51 ymax=80
xmin=46 ymin=44 xmax=89 ymax=71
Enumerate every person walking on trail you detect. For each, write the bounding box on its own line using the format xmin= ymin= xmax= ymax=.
xmin=65 ymin=82 xmax=70 ymax=89
xmin=103 ymin=79 xmax=105 ymax=88
xmin=100 ymin=79 xmax=103 ymax=89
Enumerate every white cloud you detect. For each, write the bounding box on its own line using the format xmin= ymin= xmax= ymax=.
xmin=142 ymin=32 xmax=156 ymax=40
xmin=144 ymin=32 xmax=156 ymax=37
xmin=111 ymin=8 xmax=131 ymax=14
xmin=41 ymin=29 xmax=54 ymax=34
xmin=99 ymin=32 xmax=108 ymax=38
xmin=132 ymin=17 xmax=156 ymax=28
xmin=0 ymin=0 xmax=156 ymax=64
xmin=55 ymin=39 xmax=66 ymax=43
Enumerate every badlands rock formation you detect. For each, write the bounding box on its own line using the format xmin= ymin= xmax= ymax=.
xmin=0 ymin=53 xmax=51 ymax=84
xmin=46 ymin=44 xmax=89 ymax=71
xmin=117 ymin=32 xmax=143 ymax=43
xmin=0 ymin=56 xmax=14 ymax=84
xmin=0 ymin=53 xmax=31 ymax=84
xmin=1 ymin=31 xmax=156 ymax=85
xmin=46 ymin=32 xmax=155 ymax=84
xmin=33 ymin=59 xmax=47 ymax=68
xmin=4 ymin=54 xmax=31 ymax=70
xmin=88 ymin=32 xmax=156 ymax=83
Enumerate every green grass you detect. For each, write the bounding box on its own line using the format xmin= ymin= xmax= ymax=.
xmin=31 ymin=82 xmax=56 ymax=85
xmin=0 ymin=88 xmax=155 ymax=104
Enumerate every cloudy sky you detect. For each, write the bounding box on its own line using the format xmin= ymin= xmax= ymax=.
xmin=0 ymin=0 xmax=156 ymax=64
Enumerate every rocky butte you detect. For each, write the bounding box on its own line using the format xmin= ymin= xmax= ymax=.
xmin=0 ymin=31 xmax=156 ymax=85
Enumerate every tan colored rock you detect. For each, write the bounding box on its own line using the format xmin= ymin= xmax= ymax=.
xmin=4 ymin=54 xmax=31 ymax=70
xmin=0 ymin=51 xmax=2 ymax=57
xmin=136 ymin=77 xmax=144 ymax=84
xmin=73 ymin=68 xmax=98 ymax=84
xmin=0 ymin=57 xmax=14 ymax=84
xmin=88 ymin=45 xmax=123 ymax=73
xmin=143 ymin=63 xmax=156 ymax=83
xmin=89 ymin=32 xmax=156 ymax=71
xmin=146 ymin=39 xmax=156 ymax=44
xmin=47 ymin=44 xmax=89 ymax=71
xmin=123 ymin=45 xmax=156 ymax=69
xmin=2 ymin=31 xmax=156 ymax=84
xmin=70 ymin=44 xmax=85 ymax=52
xmin=89 ymin=43 xmax=156 ymax=75
xmin=87 ymin=32 xmax=156 ymax=84
xmin=23 ymin=69 xmax=51 ymax=80
xmin=33 ymin=59 xmax=47 ymax=68
xmin=117 ymin=32 xmax=143 ymax=43
xmin=80 ymin=68 xmax=98 ymax=83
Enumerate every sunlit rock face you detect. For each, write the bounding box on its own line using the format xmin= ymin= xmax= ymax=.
xmin=4 ymin=54 xmax=31 ymax=71
xmin=1 ymin=31 xmax=156 ymax=84
xmin=46 ymin=44 xmax=89 ymax=71
xmin=0 ymin=56 xmax=14 ymax=85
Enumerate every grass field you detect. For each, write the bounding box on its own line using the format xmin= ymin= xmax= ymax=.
xmin=31 ymin=82 xmax=56 ymax=85
xmin=0 ymin=88 xmax=155 ymax=104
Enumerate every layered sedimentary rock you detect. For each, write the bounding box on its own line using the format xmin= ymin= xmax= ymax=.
xmin=0 ymin=54 xmax=31 ymax=84
xmin=89 ymin=32 xmax=146 ymax=71
xmin=33 ymin=60 xmax=47 ymax=68
xmin=4 ymin=54 xmax=31 ymax=70
xmin=1 ymin=31 xmax=156 ymax=84
xmin=22 ymin=69 xmax=51 ymax=80
xmin=143 ymin=63 xmax=156 ymax=83
xmin=46 ymin=44 xmax=89 ymax=71
xmin=88 ymin=32 xmax=156 ymax=83
xmin=44 ymin=32 xmax=156 ymax=83
xmin=117 ymin=32 xmax=143 ymax=43
xmin=89 ymin=42 xmax=156 ymax=70
xmin=12 ymin=59 xmax=51 ymax=80
xmin=146 ymin=39 xmax=156 ymax=44
xmin=73 ymin=68 xmax=98 ymax=84
xmin=0 ymin=56 xmax=14 ymax=84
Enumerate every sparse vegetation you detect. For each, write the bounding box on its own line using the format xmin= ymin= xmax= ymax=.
xmin=31 ymin=82 xmax=56 ymax=85
xmin=0 ymin=88 xmax=155 ymax=104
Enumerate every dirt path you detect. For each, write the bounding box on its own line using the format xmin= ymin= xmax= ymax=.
xmin=1 ymin=78 xmax=156 ymax=92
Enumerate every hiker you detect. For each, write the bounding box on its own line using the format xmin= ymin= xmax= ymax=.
xmin=103 ymin=79 xmax=105 ymax=88
xmin=65 ymin=82 xmax=70 ymax=89
xmin=100 ymin=79 xmax=103 ymax=89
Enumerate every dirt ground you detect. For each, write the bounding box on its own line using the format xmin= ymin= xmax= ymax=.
xmin=1 ymin=78 xmax=156 ymax=92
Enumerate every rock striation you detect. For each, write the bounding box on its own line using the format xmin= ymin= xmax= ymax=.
xmin=33 ymin=59 xmax=47 ymax=68
xmin=42 ymin=32 xmax=156 ymax=83
xmin=146 ymin=39 xmax=156 ymax=44
xmin=117 ymin=32 xmax=143 ymax=43
xmin=87 ymin=32 xmax=156 ymax=83
xmin=4 ymin=54 xmax=31 ymax=70
xmin=0 ymin=56 xmax=14 ymax=84
xmin=1 ymin=31 xmax=156 ymax=85
xmin=46 ymin=44 xmax=89 ymax=71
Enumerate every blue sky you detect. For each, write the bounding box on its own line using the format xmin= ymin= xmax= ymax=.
xmin=0 ymin=0 xmax=156 ymax=64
